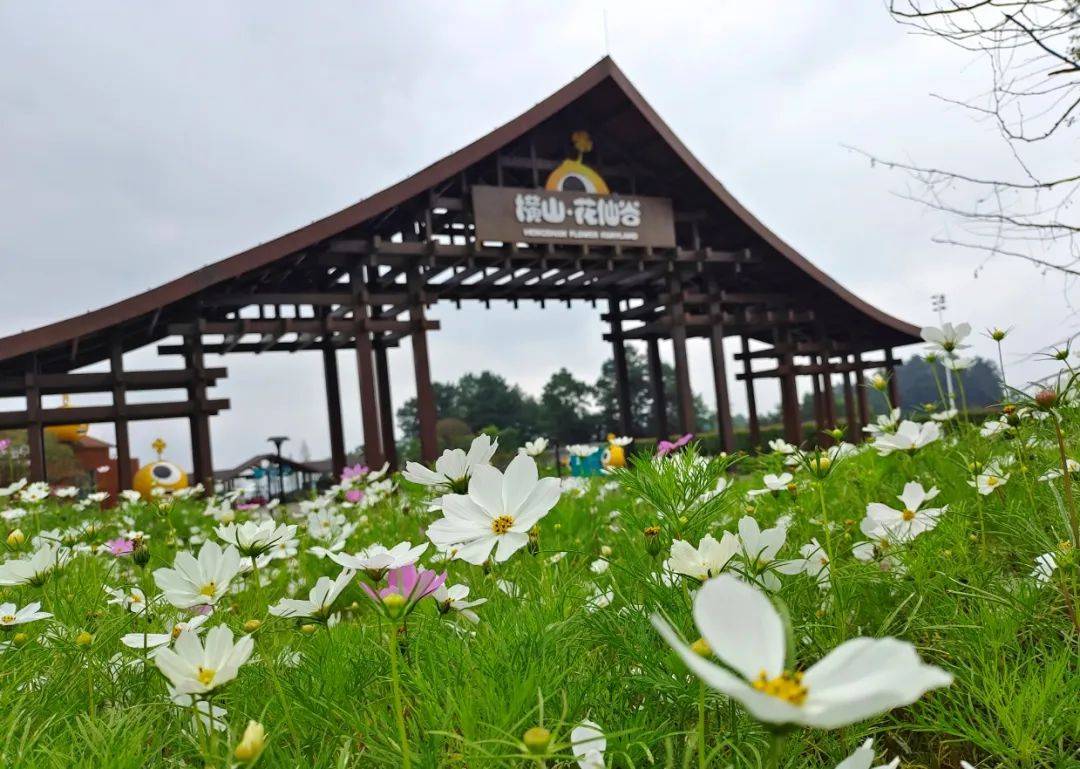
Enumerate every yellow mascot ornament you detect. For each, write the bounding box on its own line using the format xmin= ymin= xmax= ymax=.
xmin=133 ymin=437 xmax=189 ymax=499
xmin=601 ymin=433 xmax=632 ymax=470
xmin=545 ymin=131 xmax=610 ymax=194
xmin=44 ymin=395 xmax=88 ymax=443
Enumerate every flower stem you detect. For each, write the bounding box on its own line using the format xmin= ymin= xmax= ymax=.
xmin=387 ymin=624 xmax=412 ymax=769
xmin=1053 ymin=415 xmax=1079 ymax=547
xmin=764 ymin=732 xmax=786 ymax=769
xmin=697 ymin=680 xmax=707 ymax=769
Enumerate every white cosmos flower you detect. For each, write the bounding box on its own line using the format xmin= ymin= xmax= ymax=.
xmin=610 ymin=435 xmax=633 ymax=447
xmin=119 ymin=489 xmax=142 ymax=505
xmin=154 ymin=625 xmax=254 ymax=696
xmin=522 ymin=437 xmax=549 ymax=456
xmin=170 ymin=687 xmax=229 ymax=732
xmin=969 ymin=466 xmax=1009 ymax=495
xmin=768 ymin=439 xmax=796 ymax=455
xmin=121 ymin=614 xmax=209 ymax=652
xmin=666 ymin=532 xmax=739 ymax=581
xmin=863 ymin=408 xmax=901 ymax=438
xmin=835 ymin=738 xmax=899 ymax=769
xmin=863 ymin=482 xmax=946 ymax=542
xmin=941 ymin=356 xmax=974 ymax=372
xmin=1 ymin=507 xmax=27 ymax=522
xmin=106 ymin=586 xmax=151 ymax=615
xmin=426 ymin=453 xmax=561 ymax=564
xmin=269 ymin=568 xmax=354 ymax=621
xmin=1031 ymin=552 xmax=1058 ymax=584
xmin=651 ymin=575 xmax=952 ymax=728
xmin=929 ymin=408 xmax=959 ymax=422
xmin=873 ymin=421 xmax=940 ymax=456
xmin=777 ymin=538 xmax=831 ymax=589
xmin=570 ymin=720 xmax=606 ymax=769
xmin=433 ymin=582 xmax=487 ymax=624
xmin=153 ymin=541 xmax=243 ymax=609
xmin=402 ymin=434 xmax=498 ymax=492
xmin=0 ymin=601 xmax=51 ymax=628
xmin=1039 ymin=459 xmax=1080 ymax=481
xmin=921 ymin=322 xmax=971 ymax=354
xmin=216 ymin=520 xmax=297 ymax=559
xmin=0 ymin=543 xmax=68 ymax=586
xmin=329 ymin=541 xmax=427 ymax=575
xmin=747 ymin=473 xmax=794 ymax=498
xmin=734 ymin=516 xmax=788 ymax=591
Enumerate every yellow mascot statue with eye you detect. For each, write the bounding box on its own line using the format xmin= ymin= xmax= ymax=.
xmin=133 ymin=438 xmax=189 ymax=500
xmin=601 ymin=433 xmax=632 ymax=470
xmin=44 ymin=394 xmax=88 ymax=443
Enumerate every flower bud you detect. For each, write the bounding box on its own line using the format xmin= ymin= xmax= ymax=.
xmin=382 ymin=593 xmax=407 ymax=619
xmin=1053 ymin=348 xmax=1070 ymax=361
xmin=12 ymin=632 xmax=28 ymax=647
xmin=690 ymin=638 xmax=711 ymax=657
xmin=522 ymin=726 xmax=551 ymax=755
xmin=6 ymin=529 xmax=25 ymax=548
xmin=643 ymin=525 xmax=662 ymax=557
xmin=243 ymin=619 xmax=262 ymax=633
xmin=871 ymin=374 xmax=888 ymax=391
xmin=990 ymin=327 xmax=1008 ymax=342
xmin=600 ymin=545 xmax=612 ymax=557
xmin=234 ymin=720 xmax=267 ymax=763
xmin=133 ymin=542 xmax=151 ymax=568
xmin=828 ymin=428 xmax=844 ymax=442
xmin=75 ymin=631 xmax=93 ymax=647
xmin=527 ymin=525 xmax=540 ymax=555
xmin=300 ymin=623 xmax=316 ymax=635
xmin=1035 ymin=389 xmax=1058 ymax=409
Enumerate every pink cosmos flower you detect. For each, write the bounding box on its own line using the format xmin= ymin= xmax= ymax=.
xmin=342 ymin=464 xmax=369 ymax=481
xmin=0 ymin=439 xmax=11 ymax=454
xmin=344 ymin=489 xmax=364 ymax=504
xmin=657 ymin=433 xmax=694 ymax=457
xmin=236 ymin=502 xmax=260 ymax=511
xmin=360 ymin=564 xmax=446 ymax=617
xmin=105 ymin=537 xmax=135 ymax=557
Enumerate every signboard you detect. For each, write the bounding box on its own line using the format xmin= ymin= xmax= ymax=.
xmin=471 ymin=185 xmax=676 ymax=248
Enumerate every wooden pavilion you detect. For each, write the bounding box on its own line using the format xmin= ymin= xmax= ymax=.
xmin=0 ymin=57 xmax=919 ymax=490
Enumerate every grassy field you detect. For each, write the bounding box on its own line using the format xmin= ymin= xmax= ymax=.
xmin=0 ymin=388 xmax=1077 ymax=768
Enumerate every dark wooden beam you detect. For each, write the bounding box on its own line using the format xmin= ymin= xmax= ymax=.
xmin=321 ymin=336 xmax=346 ymax=479
xmin=607 ymin=298 xmax=633 ymax=437
xmin=646 ymin=336 xmax=668 ymax=440
xmin=741 ymin=336 xmax=761 ymax=449
xmin=110 ymin=338 xmax=133 ymax=491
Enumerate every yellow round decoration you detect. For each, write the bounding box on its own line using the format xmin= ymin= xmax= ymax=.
xmin=545 ymin=159 xmax=609 ymax=194
xmin=602 ymin=434 xmax=626 ymax=469
xmin=45 ymin=395 xmax=88 ymax=443
xmin=132 ymin=460 xmax=189 ymax=499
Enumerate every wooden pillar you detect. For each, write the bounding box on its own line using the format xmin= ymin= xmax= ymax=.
xmin=842 ymin=363 xmax=859 ymax=440
xmin=374 ymin=343 xmax=398 ymax=471
xmin=321 ymin=336 xmax=346 ymax=478
xmin=185 ymin=328 xmax=213 ymax=490
xmin=811 ymin=361 xmax=825 ymax=432
xmin=741 ymin=336 xmax=761 ymax=449
xmin=853 ymin=351 xmax=870 ymax=429
xmin=668 ymin=273 xmax=695 ymax=435
xmin=821 ymin=355 xmax=837 ymax=429
xmin=607 ymin=298 xmax=634 ymax=437
xmin=706 ymin=279 xmax=734 ymax=452
xmin=646 ymin=336 xmax=668 ymax=439
xmin=351 ymin=267 xmax=385 ymax=469
xmin=110 ymin=339 xmax=133 ymax=491
xmin=408 ymin=265 xmax=438 ymax=463
xmin=885 ymin=349 xmax=901 ymax=408
xmin=775 ymin=330 xmax=801 ymax=444
xmin=25 ymin=358 xmax=46 ymax=482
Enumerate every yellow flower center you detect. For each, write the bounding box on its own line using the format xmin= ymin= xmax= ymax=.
xmin=986 ymin=476 xmax=999 ymax=487
xmin=171 ymin=625 xmax=185 ymax=639
xmin=199 ymin=582 xmax=217 ymax=597
xmin=901 ymin=509 xmax=916 ymax=521
xmin=752 ymin=669 xmax=808 ymax=706
xmin=491 ymin=515 xmax=515 ymax=535
xmin=0 ymin=615 xmax=15 ymax=624
xmin=196 ymin=666 xmax=216 ymax=686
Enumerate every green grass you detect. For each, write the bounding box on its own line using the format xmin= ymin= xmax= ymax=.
xmin=0 ymin=402 xmax=1077 ymax=768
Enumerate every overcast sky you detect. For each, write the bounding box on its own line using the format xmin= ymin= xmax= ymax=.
xmin=1 ymin=2 xmax=1073 ymax=468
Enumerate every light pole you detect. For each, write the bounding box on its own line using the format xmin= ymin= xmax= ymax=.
xmin=267 ymin=436 xmax=289 ymax=499
xmin=931 ymin=294 xmax=955 ymax=409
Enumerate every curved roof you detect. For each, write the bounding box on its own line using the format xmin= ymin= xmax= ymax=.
xmin=0 ymin=56 xmax=918 ymax=367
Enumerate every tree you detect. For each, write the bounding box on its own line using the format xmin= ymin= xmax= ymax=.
xmin=868 ymin=2 xmax=1080 ymax=281
xmin=893 ymin=354 xmax=1002 ymax=411
xmin=539 ymin=368 xmax=601 ymax=444
xmin=396 ymin=381 xmax=459 ymax=440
